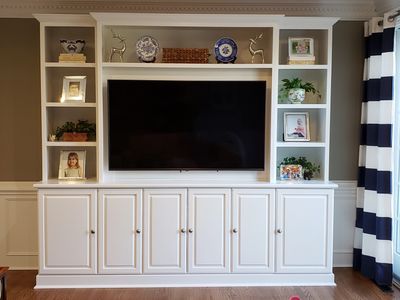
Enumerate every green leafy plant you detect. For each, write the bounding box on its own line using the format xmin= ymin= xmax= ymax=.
xmin=55 ymin=120 xmax=96 ymax=140
xmin=279 ymin=78 xmax=321 ymax=100
xmin=279 ymin=156 xmax=320 ymax=180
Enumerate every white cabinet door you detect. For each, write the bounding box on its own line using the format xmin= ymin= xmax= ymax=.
xmin=98 ymin=189 xmax=142 ymax=274
xmin=38 ymin=189 xmax=96 ymax=274
xmin=232 ymin=189 xmax=275 ymax=273
xmin=188 ymin=189 xmax=230 ymax=273
xmin=276 ymin=189 xmax=334 ymax=273
xmin=143 ymin=189 xmax=187 ymax=274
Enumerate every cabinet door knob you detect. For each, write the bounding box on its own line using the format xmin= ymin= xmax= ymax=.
xmin=188 ymin=228 xmax=193 ymax=233
xmin=180 ymin=228 xmax=186 ymax=233
xmin=276 ymin=229 xmax=282 ymax=234
xmin=136 ymin=229 xmax=141 ymax=234
xmin=90 ymin=230 xmax=95 ymax=234
xmin=232 ymin=228 xmax=238 ymax=233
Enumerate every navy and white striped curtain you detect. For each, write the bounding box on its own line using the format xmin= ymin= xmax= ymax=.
xmin=353 ymin=13 xmax=395 ymax=286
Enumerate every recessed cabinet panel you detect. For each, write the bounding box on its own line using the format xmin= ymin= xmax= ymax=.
xmin=39 ymin=189 xmax=96 ymax=274
xmin=188 ymin=189 xmax=230 ymax=273
xmin=232 ymin=189 xmax=275 ymax=273
xmin=143 ymin=189 xmax=187 ymax=273
xmin=276 ymin=189 xmax=333 ymax=273
xmin=98 ymin=189 xmax=142 ymax=274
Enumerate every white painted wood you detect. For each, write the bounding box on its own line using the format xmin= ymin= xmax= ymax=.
xmin=38 ymin=189 xmax=97 ymax=274
xmin=276 ymin=189 xmax=334 ymax=273
xmin=143 ymin=189 xmax=187 ymax=274
xmin=188 ymin=189 xmax=230 ymax=273
xmin=35 ymin=272 xmax=336 ymax=288
xmin=98 ymin=189 xmax=142 ymax=274
xmin=232 ymin=189 xmax=275 ymax=273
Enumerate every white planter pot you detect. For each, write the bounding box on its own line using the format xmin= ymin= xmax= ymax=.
xmin=288 ymin=88 xmax=305 ymax=104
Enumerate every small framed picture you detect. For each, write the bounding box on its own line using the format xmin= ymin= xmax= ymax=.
xmin=284 ymin=112 xmax=310 ymax=141
xmin=280 ymin=164 xmax=303 ymax=180
xmin=61 ymin=75 xmax=86 ymax=102
xmin=58 ymin=150 xmax=86 ymax=180
xmin=288 ymin=37 xmax=314 ymax=58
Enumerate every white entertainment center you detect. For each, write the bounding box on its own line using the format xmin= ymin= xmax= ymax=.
xmin=34 ymin=13 xmax=338 ymax=288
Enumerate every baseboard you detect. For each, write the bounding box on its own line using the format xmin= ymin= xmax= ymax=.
xmin=35 ymin=273 xmax=336 ymax=288
xmin=333 ymin=250 xmax=353 ymax=267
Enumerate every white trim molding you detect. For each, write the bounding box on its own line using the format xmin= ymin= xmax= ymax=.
xmin=0 ymin=0 xmax=378 ymax=20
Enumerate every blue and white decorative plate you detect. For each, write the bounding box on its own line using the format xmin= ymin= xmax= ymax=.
xmin=136 ymin=36 xmax=159 ymax=63
xmin=214 ymin=37 xmax=237 ymax=63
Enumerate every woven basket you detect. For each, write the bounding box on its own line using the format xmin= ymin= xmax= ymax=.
xmin=162 ymin=48 xmax=209 ymax=63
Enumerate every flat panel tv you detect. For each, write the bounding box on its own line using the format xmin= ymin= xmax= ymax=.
xmin=108 ymin=80 xmax=266 ymax=170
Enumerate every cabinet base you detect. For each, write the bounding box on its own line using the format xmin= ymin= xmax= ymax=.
xmin=35 ymin=273 xmax=335 ymax=288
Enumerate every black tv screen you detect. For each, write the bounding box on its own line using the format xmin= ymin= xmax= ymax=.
xmin=108 ymin=80 xmax=266 ymax=170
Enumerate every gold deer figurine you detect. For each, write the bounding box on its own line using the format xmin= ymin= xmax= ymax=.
xmin=109 ymin=29 xmax=126 ymax=62
xmin=249 ymin=33 xmax=264 ymax=64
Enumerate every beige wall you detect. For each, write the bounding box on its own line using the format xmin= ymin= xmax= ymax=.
xmin=0 ymin=19 xmax=41 ymax=181
xmin=0 ymin=19 xmax=363 ymax=181
xmin=330 ymin=21 xmax=364 ymax=180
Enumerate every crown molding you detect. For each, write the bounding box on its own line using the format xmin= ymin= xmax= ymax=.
xmin=0 ymin=1 xmax=377 ymax=20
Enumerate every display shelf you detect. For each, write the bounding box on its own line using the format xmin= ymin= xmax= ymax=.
xmin=101 ymin=25 xmax=274 ymax=65
xmin=276 ymin=108 xmax=326 ymax=143
xmin=36 ymin=14 xmax=98 ymax=181
xmin=46 ymin=142 xmax=97 ymax=147
xmin=102 ymin=62 xmax=274 ymax=69
xmin=276 ymin=142 xmax=326 ymax=148
xmin=279 ymin=29 xmax=329 ymax=65
xmin=45 ymin=67 xmax=96 ymax=104
xmin=43 ymin=26 xmax=95 ymax=63
xmin=45 ymin=62 xmax=96 ymax=68
xmin=278 ymin=64 xmax=328 ymax=70
xmin=46 ymin=102 xmax=97 ymax=108
xmin=277 ymin=69 xmax=327 ymax=104
xmin=276 ymin=147 xmax=326 ymax=181
xmin=276 ymin=104 xmax=327 ymax=109
xmin=47 ymin=146 xmax=97 ymax=180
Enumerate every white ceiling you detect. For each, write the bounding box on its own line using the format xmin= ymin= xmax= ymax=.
xmin=0 ymin=0 xmax=398 ymax=19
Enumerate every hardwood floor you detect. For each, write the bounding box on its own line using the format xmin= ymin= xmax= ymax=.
xmin=6 ymin=268 xmax=400 ymax=300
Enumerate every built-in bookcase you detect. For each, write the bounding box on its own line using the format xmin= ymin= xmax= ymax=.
xmin=36 ymin=13 xmax=337 ymax=183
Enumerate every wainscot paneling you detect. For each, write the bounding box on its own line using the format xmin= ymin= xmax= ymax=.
xmin=333 ymin=180 xmax=357 ymax=267
xmin=0 ymin=182 xmax=38 ymax=270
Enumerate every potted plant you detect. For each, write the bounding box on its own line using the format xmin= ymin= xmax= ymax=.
xmin=55 ymin=120 xmax=96 ymax=141
xmin=279 ymin=156 xmax=320 ymax=180
xmin=279 ymin=78 xmax=321 ymax=104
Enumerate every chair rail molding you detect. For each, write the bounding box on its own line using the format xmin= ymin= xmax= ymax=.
xmin=0 ymin=0 xmax=378 ymax=20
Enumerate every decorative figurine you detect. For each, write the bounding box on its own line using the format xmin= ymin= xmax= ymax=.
xmin=109 ymin=29 xmax=126 ymax=62
xmin=249 ymin=33 xmax=264 ymax=64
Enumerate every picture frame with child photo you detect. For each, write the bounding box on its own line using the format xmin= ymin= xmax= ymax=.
xmin=284 ymin=112 xmax=310 ymax=142
xmin=61 ymin=75 xmax=86 ymax=102
xmin=58 ymin=150 xmax=86 ymax=180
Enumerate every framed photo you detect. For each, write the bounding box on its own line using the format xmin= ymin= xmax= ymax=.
xmin=284 ymin=112 xmax=310 ymax=141
xmin=58 ymin=150 xmax=86 ymax=180
xmin=288 ymin=37 xmax=314 ymax=58
xmin=280 ymin=164 xmax=303 ymax=180
xmin=61 ymin=75 xmax=86 ymax=102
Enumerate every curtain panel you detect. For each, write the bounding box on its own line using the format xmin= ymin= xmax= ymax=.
xmin=353 ymin=13 xmax=395 ymax=286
